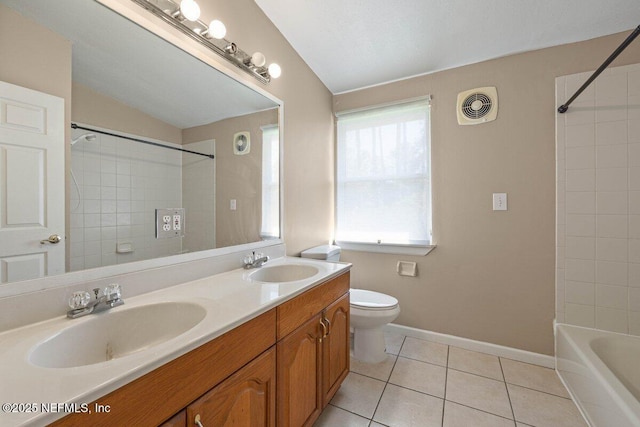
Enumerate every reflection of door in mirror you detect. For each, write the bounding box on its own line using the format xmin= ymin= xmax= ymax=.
xmin=0 ymin=81 xmax=65 ymax=284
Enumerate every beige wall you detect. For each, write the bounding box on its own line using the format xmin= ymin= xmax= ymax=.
xmin=184 ymin=109 xmax=278 ymax=247
xmin=334 ymin=32 xmax=640 ymax=355
xmin=189 ymin=0 xmax=335 ymax=254
xmin=72 ymin=82 xmax=182 ymax=144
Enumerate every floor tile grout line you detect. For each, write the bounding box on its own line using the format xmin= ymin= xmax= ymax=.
xmin=444 ymin=400 xmax=518 ymax=423
xmin=367 ymin=335 xmax=406 ymax=426
xmin=498 ymin=356 xmax=518 ymax=426
xmin=395 ymin=353 xmax=448 ymax=368
xmin=506 ymin=382 xmax=573 ymax=400
xmin=441 ymin=344 xmax=450 ymax=426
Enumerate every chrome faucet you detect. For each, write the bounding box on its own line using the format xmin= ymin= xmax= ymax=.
xmin=243 ymin=251 xmax=269 ymax=269
xmin=67 ymin=284 xmax=124 ymax=319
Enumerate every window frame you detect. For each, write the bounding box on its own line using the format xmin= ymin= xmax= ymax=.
xmin=334 ymin=96 xmax=435 ymax=256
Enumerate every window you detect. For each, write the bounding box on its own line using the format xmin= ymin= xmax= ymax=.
xmin=335 ymin=98 xmax=433 ymax=254
xmin=261 ymin=125 xmax=280 ymax=239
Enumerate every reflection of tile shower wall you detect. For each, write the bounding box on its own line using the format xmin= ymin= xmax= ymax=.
xmin=69 ymin=128 xmax=182 ymax=271
xmin=556 ymin=64 xmax=640 ymax=336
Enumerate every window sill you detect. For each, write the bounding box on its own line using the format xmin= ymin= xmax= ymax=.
xmin=335 ymin=241 xmax=436 ymax=256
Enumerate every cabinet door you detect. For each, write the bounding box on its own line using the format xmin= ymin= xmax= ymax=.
xmin=322 ymin=293 xmax=350 ymax=407
xmin=277 ymin=313 xmax=323 ymax=427
xmin=159 ymin=410 xmax=186 ymax=427
xmin=187 ymin=347 xmax=276 ymax=427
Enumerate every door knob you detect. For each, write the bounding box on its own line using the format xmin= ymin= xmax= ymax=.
xmin=40 ymin=234 xmax=62 ymax=244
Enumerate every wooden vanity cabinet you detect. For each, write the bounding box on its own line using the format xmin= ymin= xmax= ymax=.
xmin=186 ymin=347 xmax=276 ymax=427
xmin=50 ymin=271 xmax=350 ymax=427
xmin=321 ymin=293 xmax=350 ymax=407
xmin=276 ymin=272 xmax=350 ymax=427
xmin=159 ymin=410 xmax=186 ymax=427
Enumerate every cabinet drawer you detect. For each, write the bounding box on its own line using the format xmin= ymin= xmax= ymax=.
xmin=276 ymin=272 xmax=349 ymax=340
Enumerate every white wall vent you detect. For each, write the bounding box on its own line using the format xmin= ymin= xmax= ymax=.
xmin=456 ymin=86 xmax=498 ymax=125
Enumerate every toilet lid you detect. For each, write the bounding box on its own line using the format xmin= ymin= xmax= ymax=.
xmin=350 ymin=289 xmax=398 ymax=309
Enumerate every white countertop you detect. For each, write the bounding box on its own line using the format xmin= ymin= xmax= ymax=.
xmin=0 ymin=257 xmax=350 ymax=427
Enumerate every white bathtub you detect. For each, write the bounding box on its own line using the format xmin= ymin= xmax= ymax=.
xmin=556 ymin=324 xmax=640 ymax=427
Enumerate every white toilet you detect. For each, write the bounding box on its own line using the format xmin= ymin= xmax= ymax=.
xmin=350 ymin=289 xmax=400 ymax=363
xmin=300 ymin=245 xmax=400 ymax=363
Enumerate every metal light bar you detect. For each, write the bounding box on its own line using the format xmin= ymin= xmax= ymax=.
xmin=130 ymin=0 xmax=272 ymax=84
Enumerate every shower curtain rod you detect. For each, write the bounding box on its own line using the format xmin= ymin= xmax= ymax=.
xmin=558 ymin=25 xmax=640 ymax=114
xmin=70 ymin=123 xmax=215 ymax=159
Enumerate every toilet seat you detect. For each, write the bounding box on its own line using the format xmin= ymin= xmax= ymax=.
xmin=350 ymin=289 xmax=398 ymax=311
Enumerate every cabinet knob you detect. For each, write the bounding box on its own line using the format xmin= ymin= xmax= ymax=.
xmin=195 ymin=414 xmax=204 ymax=427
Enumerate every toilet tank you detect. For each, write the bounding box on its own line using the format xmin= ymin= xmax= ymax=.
xmin=300 ymin=245 xmax=341 ymax=262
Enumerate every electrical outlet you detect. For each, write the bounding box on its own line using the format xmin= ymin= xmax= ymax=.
xmin=493 ymin=193 xmax=507 ymax=211
xmin=156 ymin=208 xmax=185 ymax=238
xmin=230 ymin=199 xmax=237 ymax=211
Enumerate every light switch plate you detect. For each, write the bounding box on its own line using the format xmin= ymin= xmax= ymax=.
xmin=156 ymin=208 xmax=185 ymax=238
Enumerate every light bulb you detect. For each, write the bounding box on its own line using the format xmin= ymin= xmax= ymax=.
xmin=251 ymin=52 xmax=266 ymax=67
xmin=268 ymin=63 xmax=281 ymax=79
xmin=180 ymin=0 xmax=200 ymax=21
xmin=208 ymin=19 xmax=226 ymax=39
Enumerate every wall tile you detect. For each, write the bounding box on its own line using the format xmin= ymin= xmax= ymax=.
xmin=565 ymin=281 xmax=595 ymax=305
xmin=629 ymin=287 xmax=640 ymax=311
xmin=596 ymin=191 xmax=627 ymax=215
xmin=630 ymin=119 xmax=640 ymax=143
xmin=595 ymin=284 xmax=628 ymax=310
xmin=595 ymin=121 xmax=627 ymax=145
xmin=565 ymin=214 xmax=595 ymax=237
xmin=629 ymin=239 xmax=640 ymax=263
xmin=566 ymin=192 xmax=596 ymax=214
xmin=596 ymin=238 xmax=628 ymax=262
xmin=596 ymin=74 xmax=627 ymax=103
xmin=628 ymin=263 xmax=640 ymax=288
xmin=629 ymin=169 xmax=640 ymax=191
xmin=596 ymin=261 xmax=627 ymax=286
xmin=565 ymin=147 xmax=595 ymax=170
xmin=565 ymin=259 xmax=595 ymax=283
xmin=565 ymin=303 xmax=595 ymax=328
xmin=596 ymin=144 xmax=627 ymax=168
xmin=566 ymin=237 xmax=595 ymax=260
xmin=566 ymin=124 xmax=595 ymax=146
xmin=597 ymin=215 xmax=628 ymax=238
xmin=566 ymin=169 xmax=595 ymax=191
xmin=629 ymin=70 xmax=640 ymax=97
xmin=630 ymin=311 xmax=640 ymax=336
xmin=596 ymin=98 xmax=628 ymax=123
xmin=596 ymin=307 xmax=628 ymax=333
xmin=596 ymin=168 xmax=627 ymax=192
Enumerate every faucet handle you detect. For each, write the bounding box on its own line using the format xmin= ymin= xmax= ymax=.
xmin=104 ymin=283 xmax=121 ymax=301
xmin=69 ymin=291 xmax=91 ymax=310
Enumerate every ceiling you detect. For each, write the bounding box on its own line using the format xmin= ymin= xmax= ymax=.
xmin=254 ymin=0 xmax=640 ymax=94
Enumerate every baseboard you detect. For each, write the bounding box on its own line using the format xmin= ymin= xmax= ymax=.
xmin=384 ymin=323 xmax=555 ymax=369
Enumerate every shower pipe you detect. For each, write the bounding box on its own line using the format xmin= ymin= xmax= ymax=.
xmin=70 ymin=123 xmax=215 ymax=159
xmin=558 ymin=24 xmax=640 ymax=114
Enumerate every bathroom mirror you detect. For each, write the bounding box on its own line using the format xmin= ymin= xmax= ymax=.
xmin=0 ymin=0 xmax=281 ymax=287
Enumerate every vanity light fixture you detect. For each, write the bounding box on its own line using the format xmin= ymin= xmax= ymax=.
xmin=131 ymin=0 xmax=281 ymax=84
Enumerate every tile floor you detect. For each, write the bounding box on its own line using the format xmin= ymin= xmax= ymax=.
xmin=314 ymin=332 xmax=587 ymax=427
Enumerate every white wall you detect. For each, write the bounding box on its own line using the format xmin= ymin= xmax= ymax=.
xmin=556 ymin=63 xmax=640 ymax=335
xmin=69 ymin=127 xmax=183 ymax=270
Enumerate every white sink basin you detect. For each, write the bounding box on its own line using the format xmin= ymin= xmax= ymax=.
xmin=29 ymin=302 xmax=206 ymax=368
xmin=249 ymin=264 xmax=319 ymax=283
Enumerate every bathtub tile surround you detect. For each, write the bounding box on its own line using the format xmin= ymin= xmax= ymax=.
xmin=69 ymin=127 xmax=184 ymax=271
xmin=315 ymin=332 xmax=586 ymax=427
xmin=556 ymin=63 xmax=640 ymax=335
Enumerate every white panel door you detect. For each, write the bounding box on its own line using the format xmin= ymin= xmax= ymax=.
xmin=0 ymin=81 xmax=65 ymax=283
